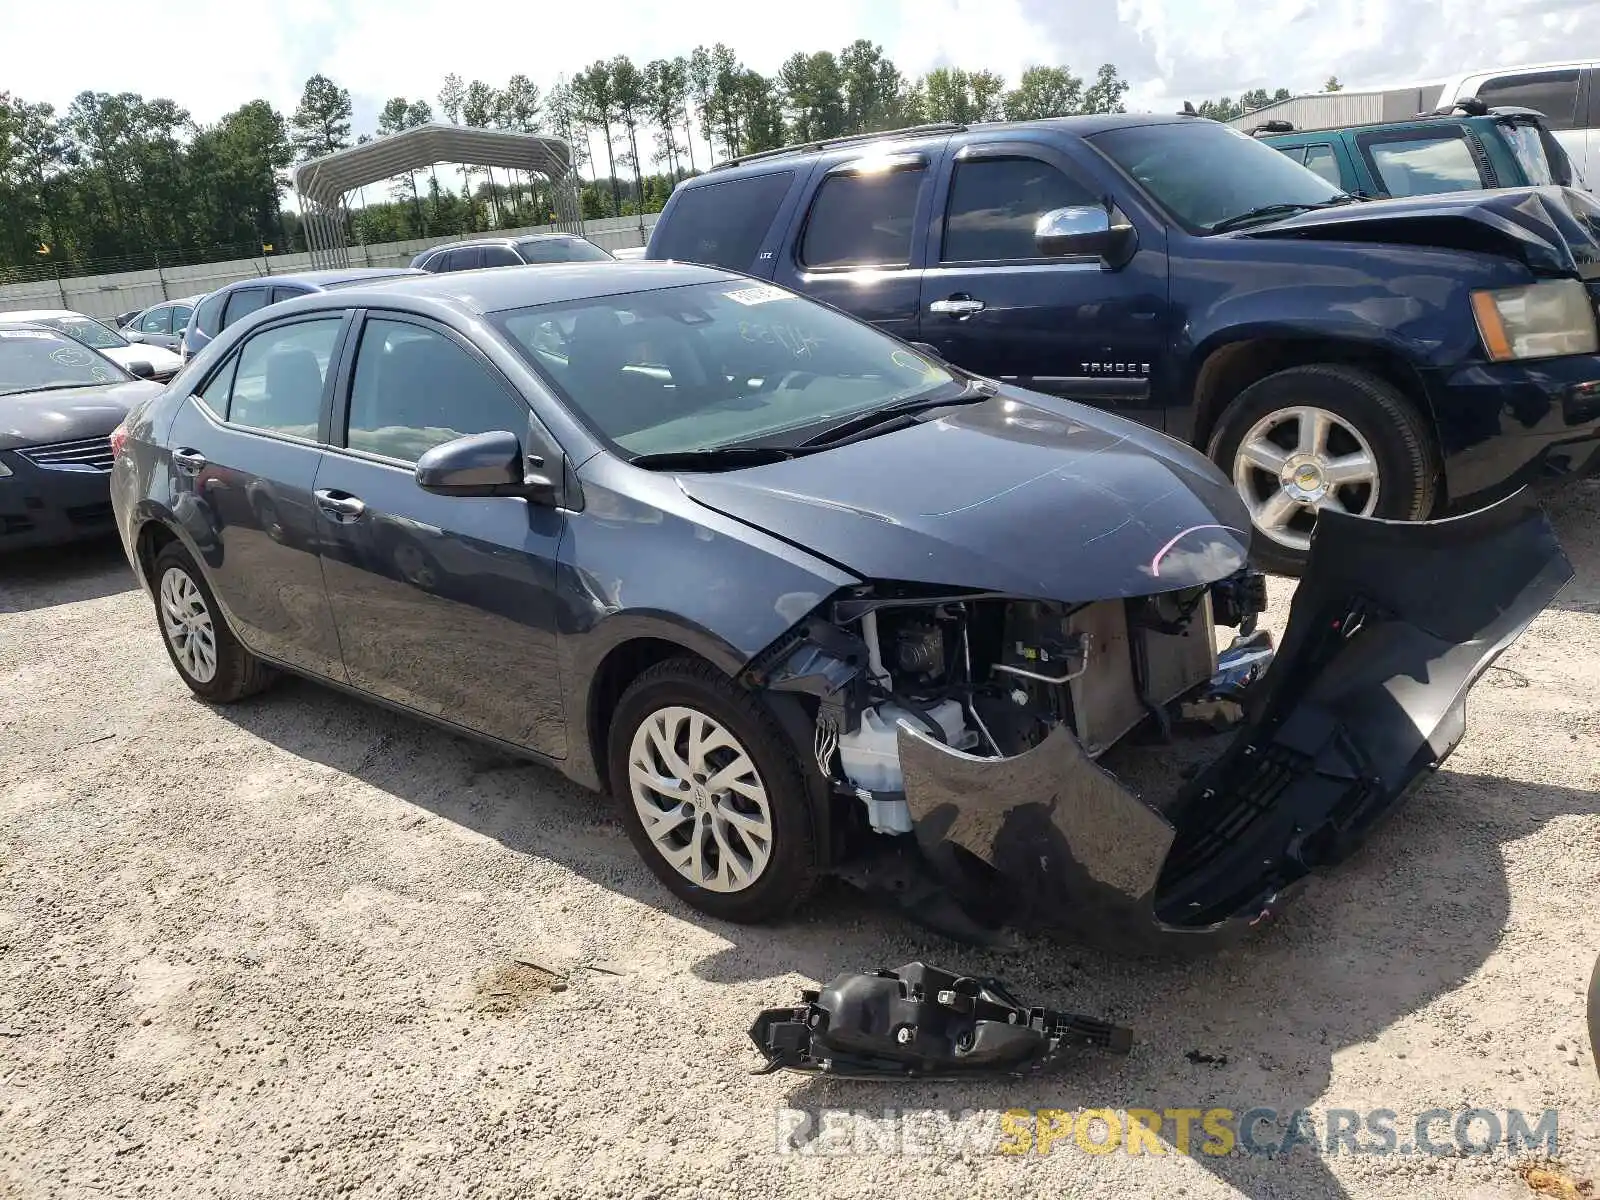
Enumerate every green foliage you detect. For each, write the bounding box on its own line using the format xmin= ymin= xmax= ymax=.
xmin=0 ymin=46 xmax=1152 ymax=278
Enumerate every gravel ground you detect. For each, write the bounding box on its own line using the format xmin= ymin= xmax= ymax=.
xmin=2 ymin=488 xmax=1598 ymax=1200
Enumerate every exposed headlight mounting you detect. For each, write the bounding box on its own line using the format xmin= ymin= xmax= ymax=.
xmin=1471 ymin=279 xmax=1599 ymax=361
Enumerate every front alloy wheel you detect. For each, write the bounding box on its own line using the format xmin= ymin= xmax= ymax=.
xmin=608 ymin=658 xmax=818 ymax=923
xmin=1231 ymin=404 xmax=1380 ymax=554
xmin=628 ymin=705 xmax=775 ymax=893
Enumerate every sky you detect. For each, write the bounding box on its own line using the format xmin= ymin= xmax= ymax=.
xmin=5 ymin=0 xmax=1599 ymax=173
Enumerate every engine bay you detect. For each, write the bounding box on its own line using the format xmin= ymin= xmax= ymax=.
xmin=746 ymin=570 xmax=1271 ymax=840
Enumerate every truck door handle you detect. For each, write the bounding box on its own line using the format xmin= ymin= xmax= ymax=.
xmin=314 ymin=489 xmax=366 ymax=523
xmin=929 ymin=296 xmax=985 ymax=317
xmin=171 ymin=448 xmax=207 ymax=473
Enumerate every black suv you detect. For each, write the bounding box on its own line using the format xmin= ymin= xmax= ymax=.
xmin=646 ymin=114 xmax=1600 ymax=572
xmin=410 ymin=234 xmax=614 ymax=273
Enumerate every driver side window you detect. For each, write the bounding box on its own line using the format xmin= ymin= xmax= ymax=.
xmin=941 ymin=155 xmax=1098 ymax=262
xmin=344 ymin=318 xmax=530 ymax=463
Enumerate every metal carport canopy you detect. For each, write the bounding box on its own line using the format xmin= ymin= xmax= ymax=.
xmin=293 ymin=123 xmax=575 ymax=207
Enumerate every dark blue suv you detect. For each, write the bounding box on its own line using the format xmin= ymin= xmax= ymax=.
xmin=646 ymin=114 xmax=1600 ymax=572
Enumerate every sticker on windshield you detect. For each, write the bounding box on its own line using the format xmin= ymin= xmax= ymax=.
xmin=0 ymin=330 xmax=52 ymax=339
xmin=723 ymin=284 xmax=792 ymax=306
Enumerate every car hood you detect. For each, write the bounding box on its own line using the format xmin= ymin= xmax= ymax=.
xmin=675 ymin=392 xmax=1252 ymax=601
xmin=103 ymin=343 xmax=183 ymax=372
xmin=1244 ymin=186 xmax=1600 ymax=280
xmin=0 ymin=380 xmax=162 ymax=450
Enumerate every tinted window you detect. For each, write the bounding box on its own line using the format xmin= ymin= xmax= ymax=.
xmin=1301 ymin=143 xmax=1343 ymax=186
xmin=271 ymin=285 xmax=311 ymax=305
xmin=172 ymin=304 xmax=194 ymax=329
xmin=941 ymin=156 xmax=1097 ymax=262
xmin=480 ymin=245 xmax=522 ymax=268
xmin=1362 ymin=133 xmax=1484 ymax=194
xmin=345 ymin=319 xmax=527 ymax=462
xmin=221 ymin=287 xmax=270 ymax=330
xmin=224 ymin=318 xmax=342 ymax=438
xmin=517 ymin=237 xmax=613 ymax=264
xmin=192 ymin=292 xmax=226 ymax=337
xmin=138 ymin=306 xmax=172 ymax=335
xmin=650 ymin=170 xmax=793 ymax=270
xmin=443 ymin=248 xmax=482 ymax=272
xmin=1091 ymin=121 xmax=1344 ymax=232
xmin=497 ymin=280 xmax=954 ymax=458
xmin=801 ymin=166 xmax=924 ymax=269
xmin=1476 ymin=70 xmax=1580 ymax=130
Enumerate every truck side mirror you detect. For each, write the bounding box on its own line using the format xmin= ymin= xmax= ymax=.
xmin=1034 ymin=206 xmax=1137 ymax=268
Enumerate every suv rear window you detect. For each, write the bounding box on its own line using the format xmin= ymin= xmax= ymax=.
xmin=192 ymin=291 xmax=226 ymax=338
xmin=801 ymin=166 xmax=924 ymax=269
xmin=650 ymin=171 xmax=793 ymax=271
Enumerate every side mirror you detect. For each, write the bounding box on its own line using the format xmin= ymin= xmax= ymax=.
xmin=1034 ymin=206 xmax=1137 ymax=267
xmin=415 ymin=430 xmax=560 ymax=505
xmin=124 ymin=330 xmax=146 ymax=343
xmin=126 ymin=360 xmax=156 ymax=379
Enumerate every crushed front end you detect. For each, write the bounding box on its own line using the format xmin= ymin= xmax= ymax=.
xmin=744 ymin=491 xmax=1571 ymax=952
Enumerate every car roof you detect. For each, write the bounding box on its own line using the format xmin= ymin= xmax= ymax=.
xmin=215 ymin=267 xmax=423 ymax=293
xmin=695 ymin=113 xmax=1197 ymax=181
xmin=299 ymin=260 xmax=737 ymax=314
xmin=0 ymin=308 xmax=83 ymax=320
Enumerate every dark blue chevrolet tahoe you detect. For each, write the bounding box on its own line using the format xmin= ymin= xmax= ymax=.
xmin=646 ymin=113 xmax=1600 ymax=572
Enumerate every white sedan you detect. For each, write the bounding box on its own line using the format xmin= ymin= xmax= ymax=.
xmin=0 ymin=308 xmax=184 ymax=381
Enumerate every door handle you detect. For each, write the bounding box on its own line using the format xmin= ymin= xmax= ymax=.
xmin=171 ymin=448 xmax=207 ymax=473
xmin=929 ymin=296 xmax=985 ymax=317
xmin=314 ymin=489 xmax=367 ymax=523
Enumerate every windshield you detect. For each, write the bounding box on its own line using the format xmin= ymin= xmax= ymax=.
xmin=0 ymin=328 xmax=126 ymax=395
xmin=495 ymin=280 xmax=955 ymax=457
xmin=1090 ymin=120 xmax=1346 ymax=233
xmin=34 ymin=314 xmax=129 ymax=350
xmin=518 ymin=238 xmax=614 ymax=264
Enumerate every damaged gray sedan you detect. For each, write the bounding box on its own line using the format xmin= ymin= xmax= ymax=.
xmin=108 ymin=263 xmax=1573 ymax=951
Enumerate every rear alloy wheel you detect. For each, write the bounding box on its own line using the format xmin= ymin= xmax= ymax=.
xmin=1208 ymin=364 xmax=1438 ymax=576
xmin=151 ymin=540 xmax=276 ymax=703
xmin=608 ymin=658 xmax=818 ymax=923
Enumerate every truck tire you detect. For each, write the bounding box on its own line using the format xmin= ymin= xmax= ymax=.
xmin=1207 ymin=364 xmax=1439 ymax=576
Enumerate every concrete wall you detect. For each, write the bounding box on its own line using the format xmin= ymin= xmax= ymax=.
xmin=0 ymin=213 xmax=659 ymax=320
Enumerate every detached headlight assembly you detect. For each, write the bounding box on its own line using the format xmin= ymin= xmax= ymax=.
xmin=1471 ymin=279 xmax=1599 ymax=361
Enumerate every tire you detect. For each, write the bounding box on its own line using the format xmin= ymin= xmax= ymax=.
xmin=607 ymin=657 xmax=819 ymax=923
xmin=151 ymin=540 xmax=276 ymax=703
xmin=1207 ymin=364 xmax=1439 ymax=577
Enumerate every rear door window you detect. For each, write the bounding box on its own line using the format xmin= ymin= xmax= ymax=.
xmin=444 ymin=247 xmax=483 ymax=272
xmin=221 ymin=287 xmax=270 ymax=330
xmin=650 ymin=170 xmax=794 ymax=271
xmin=800 ymin=163 xmax=925 ymax=270
xmin=271 ymin=285 xmax=311 ymax=305
xmin=940 ymin=155 xmax=1098 ymax=262
xmin=1301 ymin=143 xmax=1343 ymax=186
xmin=223 ymin=318 xmax=344 ymax=439
xmin=192 ymin=291 xmax=226 ymax=337
xmin=1476 ymin=69 xmax=1581 ymax=130
xmin=479 ymin=245 xmax=522 ymax=268
xmin=1359 ymin=131 xmax=1486 ymax=195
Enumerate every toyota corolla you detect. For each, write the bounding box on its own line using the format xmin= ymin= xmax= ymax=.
xmin=107 ymin=264 xmax=1571 ymax=950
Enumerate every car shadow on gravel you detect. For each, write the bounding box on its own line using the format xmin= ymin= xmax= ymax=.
xmin=0 ymin=535 xmax=136 ymax=611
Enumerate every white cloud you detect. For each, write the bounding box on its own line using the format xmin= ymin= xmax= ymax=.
xmin=5 ymin=0 xmax=1598 ymax=134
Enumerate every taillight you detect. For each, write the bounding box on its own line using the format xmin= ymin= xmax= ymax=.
xmin=109 ymin=422 xmax=129 ymax=458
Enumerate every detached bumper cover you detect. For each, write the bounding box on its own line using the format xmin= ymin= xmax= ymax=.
xmin=749 ymin=961 xmax=1132 ymax=1079
xmin=900 ymin=491 xmax=1572 ymax=952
